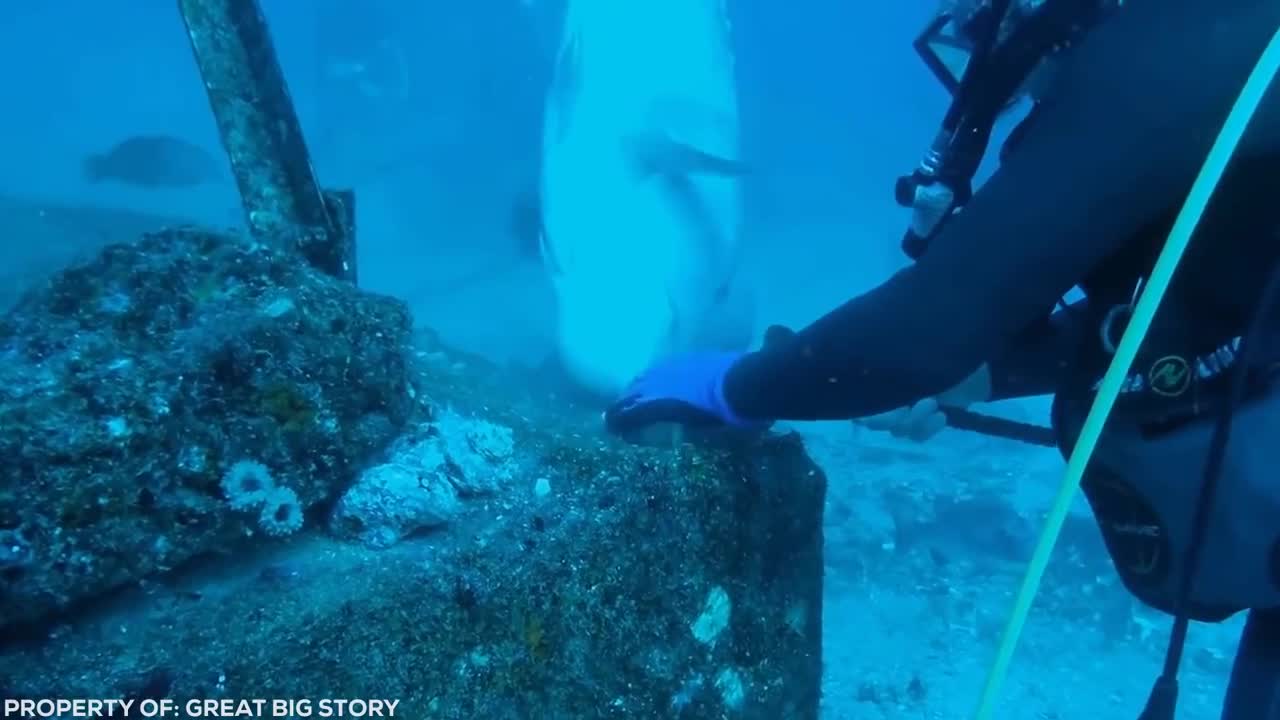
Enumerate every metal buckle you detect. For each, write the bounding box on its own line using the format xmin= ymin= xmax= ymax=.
xmin=1099 ymin=277 xmax=1146 ymax=354
xmin=1099 ymin=304 xmax=1130 ymax=354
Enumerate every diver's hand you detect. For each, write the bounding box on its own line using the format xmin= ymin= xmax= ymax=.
xmin=603 ymin=351 xmax=767 ymax=435
xmin=855 ymin=366 xmax=992 ymax=443
xmin=858 ymin=399 xmax=948 ymax=442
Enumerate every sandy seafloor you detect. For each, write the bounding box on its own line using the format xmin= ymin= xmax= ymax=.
xmin=800 ymin=422 xmax=1242 ymax=720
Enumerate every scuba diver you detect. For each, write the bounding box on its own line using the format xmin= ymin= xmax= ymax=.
xmin=602 ymin=0 xmax=1280 ymax=718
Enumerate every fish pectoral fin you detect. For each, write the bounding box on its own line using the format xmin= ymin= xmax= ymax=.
xmin=627 ymin=130 xmax=749 ymax=179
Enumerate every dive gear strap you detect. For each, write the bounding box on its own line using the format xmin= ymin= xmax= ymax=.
xmin=1089 ymin=299 xmax=1280 ymax=436
xmin=899 ymin=0 xmax=1113 ymax=259
xmin=1136 ymin=247 xmax=1280 ymax=720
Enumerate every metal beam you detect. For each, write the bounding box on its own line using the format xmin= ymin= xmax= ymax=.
xmin=178 ymin=0 xmax=357 ymax=283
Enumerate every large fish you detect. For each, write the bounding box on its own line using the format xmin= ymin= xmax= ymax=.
xmin=83 ymin=135 xmax=224 ymax=189
xmin=538 ymin=0 xmax=754 ymax=399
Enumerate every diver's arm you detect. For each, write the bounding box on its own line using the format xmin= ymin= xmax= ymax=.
xmin=926 ymin=301 xmax=1094 ymax=409
xmin=721 ymin=0 xmax=1272 ymax=421
xmin=984 ymin=300 xmax=1092 ymax=402
xmin=860 ymin=300 xmax=1085 ymax=438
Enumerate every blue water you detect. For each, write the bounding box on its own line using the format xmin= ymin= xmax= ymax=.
xmin=0 ymin=1 xmax=1241 ymax=717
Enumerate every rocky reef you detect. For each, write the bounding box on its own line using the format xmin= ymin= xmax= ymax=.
xmin=0 ymin=227 xmax=826 ymax=719
xmin=0 ymin=227 xmax=412 ymax=627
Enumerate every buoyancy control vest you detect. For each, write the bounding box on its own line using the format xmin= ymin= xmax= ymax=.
xmin=1049 ymin=152 xmax=1280 ymax=620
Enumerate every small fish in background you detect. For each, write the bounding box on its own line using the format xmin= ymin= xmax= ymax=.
xmin=83 ymin=135 xmax=224 ymax=189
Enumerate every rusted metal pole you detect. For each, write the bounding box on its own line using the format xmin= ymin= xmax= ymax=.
xmin=178 ymin=0 xmax=357 ymax=284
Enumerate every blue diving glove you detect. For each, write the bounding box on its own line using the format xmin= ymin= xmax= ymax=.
xmin=603 ymin=351 xmax=765 ymax=434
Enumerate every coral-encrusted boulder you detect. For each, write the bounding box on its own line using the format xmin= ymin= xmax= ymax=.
xmin=0 ymin=228 xmax=413 ymax=629
xmin=0 ymin=227 xmax=827 ymax=720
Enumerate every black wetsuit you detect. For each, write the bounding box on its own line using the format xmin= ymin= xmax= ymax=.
xmin=720 ymin=1 xmax=1280 ymax=716
xmin=722 ymin=0 xmax=1280 ymax=422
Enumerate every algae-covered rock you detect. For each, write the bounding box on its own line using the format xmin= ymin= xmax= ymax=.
xmin=0 ymin=229 xmax=826 ymax=719
xmin=0 ymin=227 xmax=413 ymax=629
